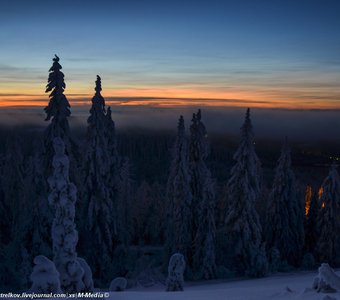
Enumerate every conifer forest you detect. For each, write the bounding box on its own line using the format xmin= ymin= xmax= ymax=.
xmin=0 ymin=56 xmax=339 ymax=297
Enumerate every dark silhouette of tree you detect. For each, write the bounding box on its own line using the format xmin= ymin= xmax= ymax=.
xmin=189 ymin=110 xmax=217 ymax=279
xmin=166 ymin=116 xmax=192 ymax=262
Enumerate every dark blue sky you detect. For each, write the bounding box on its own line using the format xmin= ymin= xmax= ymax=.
xmin=1 ymin=0 xmax=340 ymax=109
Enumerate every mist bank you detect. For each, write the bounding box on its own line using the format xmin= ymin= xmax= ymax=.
xmin=0 ymin=105 xmax=339 ymax=143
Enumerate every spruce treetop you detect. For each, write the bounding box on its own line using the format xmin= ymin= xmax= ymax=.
xmin=196 ymin=109 xmax=202 ymax=121
xmin=189 ymin=110 xmax=208 ymax=162
xmin=231 ymin=108 xmax=261 ymax=196
xmin=276 ymin=137 xmax=292 ymax=175
xmin=106 ymin=106 xmax=113 ymax=123
xmin=45 ymin=55 xmax=70 ymax=122
xmin=239 ymin=108 xmax=254 ymax=149
xmin=95 ymin=75 xmax=102 ymax=95
xmin=91 ymin=75 xmax=105 ymax=113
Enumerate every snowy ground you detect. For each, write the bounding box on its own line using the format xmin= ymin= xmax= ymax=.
xmin=112 ymin=271 xmax=340 ymax=300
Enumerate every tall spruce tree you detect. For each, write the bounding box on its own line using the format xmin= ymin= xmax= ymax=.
xmin=189 ymin=110 xmax=217 ymax=279
xmin=40 ymin=56 xmax=78 ymax=258
xmin=224 ymin=108 xmax=268 ymax=277
xmin=265 ymin=138 xmax=304 ymax=267
xmin=166 ymin=116 xmax=192 ymax=261
xmin=81 ymin=76 xmax=115 ymax=284
xmin=316 ymin=165 xmax=340 ymax=266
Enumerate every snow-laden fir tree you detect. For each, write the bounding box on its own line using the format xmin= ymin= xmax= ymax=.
xmin=316 ymin=164 xmax=340 ymax=266
xmin=41 ymin=56 xmax=80 ymax=261
xmin=166 ymin=253 xmax=186 ymax=291
xmin=189 ymin=110 xmax=217 ymax=279
xmin=48 ymin=137 xmax=87 ymax=292
xmin=166 ymin=116 xmax=192 ymax=261
xmin=29 ymin=255 xmax=62 ymax=293
xmin=265 ymin=138 xmax=304 ymax=267
xmin=81 ymin=76 xmax=115 ymax=283
xmin=224 ymin=108 xmax=268 ymax=277
xmin=312 ymin=263 xmax=340 ymax=293
xmin=109 ymin=277 xmax=128 ymax=291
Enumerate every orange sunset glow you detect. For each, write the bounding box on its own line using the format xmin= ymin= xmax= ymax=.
xmin=1 ymin=86 xmax=340 ymax=109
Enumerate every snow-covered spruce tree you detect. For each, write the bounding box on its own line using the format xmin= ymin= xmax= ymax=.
xmin=313 ymin=263 xmax=340 ymax=293
xmin=224 ymin=108 xmax=268 ymax=277
xmin=166 ymin=116 xmax=192 ymax=261
xmin=48 ymin=137 xmax=87 ymax=292
xmin=316 ymin=165 xmax=340 ymax=266
xmin=189 ymin=110 xmax=217 ymax=279
xmin=29 ymin=255 xmax=62 ymax=293
xmin=41 ymin=55 xmax=80 ymax=259
xmin=166 ymin=253 xmax=186 ymax=291
xmin=265 ymin=138 xmax=304 ymax=267
xmin=81 ymin=75 xmax=114 ymax=283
